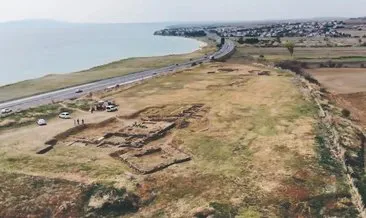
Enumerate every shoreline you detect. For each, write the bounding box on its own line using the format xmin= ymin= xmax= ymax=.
xmin=0 ymin=37 xmax=208 ymax=88
xmin=0 ymin=37 xmax=215 ymax=103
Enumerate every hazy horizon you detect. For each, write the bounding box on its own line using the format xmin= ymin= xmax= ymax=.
xmin=0 ymin=17 xmax=352 ymax=25
xmin=0 ymin=0 xmax=364 ymax=23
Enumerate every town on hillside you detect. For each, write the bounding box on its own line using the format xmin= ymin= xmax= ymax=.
xmin=155 ymin=20 xmax=364 ymax=38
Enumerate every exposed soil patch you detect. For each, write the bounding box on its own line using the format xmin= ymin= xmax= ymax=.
xmin=332 ymin=92 xmax=366 ymax=127
xmin=116 ymin=145 xmax=191 ymax=174
xmin=44 ymin=104 xmax=207 ymax=174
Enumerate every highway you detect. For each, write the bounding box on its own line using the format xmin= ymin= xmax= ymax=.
xmin=0 ymin=39 xmax=235 ymax=112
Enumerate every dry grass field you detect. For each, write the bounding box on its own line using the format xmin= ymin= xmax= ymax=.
xmin=0 ymin=42 xmax=215 ymax=102
xmin=0 ymin=62 xmax=357 ymax=217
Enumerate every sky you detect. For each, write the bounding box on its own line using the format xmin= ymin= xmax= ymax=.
xmin=0 ymin=0 xmax=365 ymax=23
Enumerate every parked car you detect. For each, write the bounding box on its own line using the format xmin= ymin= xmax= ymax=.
xmin=75 ymin=89 xmax=83 ymax=93
xmin=37 ymin=119 xmax=47 ymax=126
xmin=1 ymin=108 xmax=12 ymax=114
xmin=106 ymin=105 xmax=118 ymax=112
xmin=59 ymin=112 xmax=71 ymax=119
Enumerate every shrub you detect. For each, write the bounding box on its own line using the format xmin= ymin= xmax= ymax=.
xmin=59 ymin=107 xmax=70 ymax=113
xmin=341 ymin=109 xmax=351 ymax=118
xmin=300 ymin=62 xmax=308 ymax=69
xmin=327 ymin=60 xmax=336 ymax=68
xmin=243 ymin=38 xmax=260 ymax=44
xmin=320 ymin=87 xmax=328 ymax=93
xmin=275 ymin=61 xmax=319 ymax=85
xmin=237 ymin=37 xmax=244 ymax=44
xmin=276 ymin=37 xmax=281 ymax=43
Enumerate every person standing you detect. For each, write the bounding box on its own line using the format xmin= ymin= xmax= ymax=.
xmin=77 ymin=119 xmax=80 ymax=125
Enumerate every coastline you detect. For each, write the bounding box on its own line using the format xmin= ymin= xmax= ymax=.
xmin=0 ymin=37 xmax=215 ymax=103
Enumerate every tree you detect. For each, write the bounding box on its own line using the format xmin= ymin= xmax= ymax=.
xmin=276 ymin=37 xmax=281 ymax=43
xmin=238 ymin=37 xmax=244 ymax=44
xmin=220 ymin=37 xmax=225 ymax=46
xmin=244 ymin=38 xmax=259 ymax=44
xmin=284 ymin=41 xmax=295 ymax=56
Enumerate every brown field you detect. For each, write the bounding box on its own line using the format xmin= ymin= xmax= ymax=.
xmin=237 ymin=46 xmax=366 ymax=59
xmin=308 ymin=68 xmax=366 ymax=94
xmin=335 ymin=92 xmax=366 ymax=127
xmin=0 ymin=63 xmax=356 ymax=217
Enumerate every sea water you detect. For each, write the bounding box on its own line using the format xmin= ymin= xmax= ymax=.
xmin=0 ymin=21 xmax=201 ymax=86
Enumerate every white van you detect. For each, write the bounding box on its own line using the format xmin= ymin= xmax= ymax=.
xmin=59 ymin=112 xmax=71 ymax=119
xmin=1 ymin=108 xmax=12 ymax=114
xmin=106 ymin=105 xmax=118 ymax=112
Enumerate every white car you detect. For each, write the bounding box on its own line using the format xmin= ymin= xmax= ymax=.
xmin=59 ymin=112 xmax=71 ymax=119
xmin=75 ymin=89 xmax=83 ymax=93
xmin=106 ymin=105 xmax=118 ymax=112
xmin=1 ymin=108 xmax=12 ymax=114
xmin=37 ymin=119 xmax=47 ymax=126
